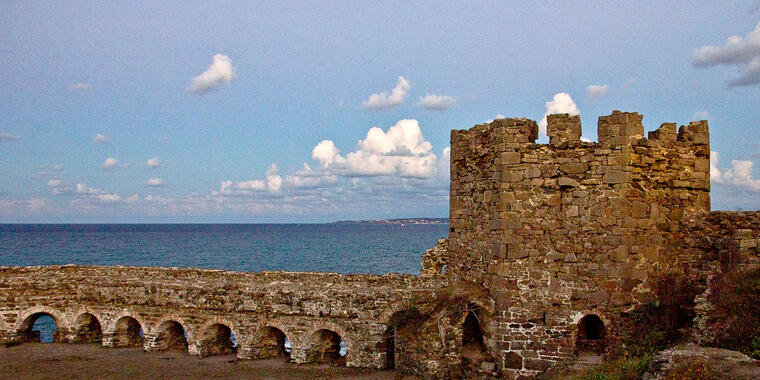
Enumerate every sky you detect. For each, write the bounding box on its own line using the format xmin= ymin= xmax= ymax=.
xmin=1 ymin=1 xmax=759 ymax=223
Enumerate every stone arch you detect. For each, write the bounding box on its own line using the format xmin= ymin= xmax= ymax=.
xmin=70 ymin=312 xmax=103 ymax=343
xmin=304 ymin=321 xmax=352 ymax=355
xmin=460 ymin=303 xmax=496 ymax=372
xmin=575 ymin=313 xmax=607 ymax=353
xmin=306 ymin=328 xmax=346 ymax=366
xmin=252 ymin=325 xmax=292 ymax=359
xmin=15 ymin=306 xmax=65 ymax=343
xmin=384 ymin=307 xmax=426 ymax=370
xmin=196 ymin=320 xmax=238 ymax=357
xmin=153 ymin=319 xmax=190 ymax=352
xmin=150 ymin=315 xmax=194 ymax=340
xmin=111 ymin=315 xmax=145 ymax=348
xmin=107 ymin=310 xmax=148 ymax=335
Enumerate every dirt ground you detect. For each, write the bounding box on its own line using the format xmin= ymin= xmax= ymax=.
xmin=0 ymin=343 xmax=396 ymax=379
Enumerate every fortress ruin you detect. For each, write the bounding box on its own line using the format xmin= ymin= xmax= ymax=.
xmin=1 ymin=111 xmax=759 ymax=378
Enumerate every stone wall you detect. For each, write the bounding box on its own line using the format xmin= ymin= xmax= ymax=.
xmin=0 ymin=265 xmax=445 ymax=369
xmin=448 ymin=111 xmax=757 ymax=378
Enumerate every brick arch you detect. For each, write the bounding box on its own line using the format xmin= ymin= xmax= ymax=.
xmin=151 ymin=315 xmax=194 ymax=343
xmin=106 ymin=310 xmax=148 ymax=335
xmin=16 ymin=306 xmax=66 ymax=331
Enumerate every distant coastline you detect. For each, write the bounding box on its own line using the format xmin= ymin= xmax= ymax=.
xmin=331 ymin=217 xmax=448 ymax=225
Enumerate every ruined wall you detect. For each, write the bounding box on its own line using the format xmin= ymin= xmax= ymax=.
xmin=0 ymin=265 xmax=445 ymax=369
xmin=447 ymin=110 xmax=756 ymax=378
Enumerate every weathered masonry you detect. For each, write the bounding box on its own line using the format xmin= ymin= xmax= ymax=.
xmin=1 ymin=111 xmax=759 ymax=379
xmin=0 ymin=266 xmax=444 ymax=368
xmin=445 ymin=111 xmax=760 ymax=377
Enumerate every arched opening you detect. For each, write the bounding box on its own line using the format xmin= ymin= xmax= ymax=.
xmin=113 ymin=316 xmax=145 ymax=347
xmin=576 ymin=314 xmax=606 ymax=353
xmin=155 ymin=320 xmax=188 ymax=352
xmin=254 ymin=326 xmax=291 ymax=359
xmin=199 ymin=323 xmax=237 ymax=357
xmin=461 ymin=308 xmax=494 ymax=371
xmin=384 ymin=309 xmax=424 ymax=370
xmin=307 ymin=329 xmax=346 ymax=366
xmin=19 ymin=312 xmax=60 ymax=343
xmin=71 ymin=313 xmax=102 ymax=343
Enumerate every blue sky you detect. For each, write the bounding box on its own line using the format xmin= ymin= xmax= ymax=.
xmin=1 ymin=1 xmax=759 ymax=222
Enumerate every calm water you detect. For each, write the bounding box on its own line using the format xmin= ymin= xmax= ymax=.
xmin=0 ymin=223 xmax=448 ymax=343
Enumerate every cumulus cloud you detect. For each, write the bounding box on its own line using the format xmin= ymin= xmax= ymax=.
xmin=586 ymin=84 xmax=609 ymax=100
xmin=312 ymin=140 xmax=343 ymax=168
xmin=214 ymin=164 xmax=282 ymax=196
xmin=72 ymin=182 xmax=125 ymax=204
xmin=102 ymin=157 xmax=118 ymax=170
xmin=70 ymin=83 xmax=91 ymax=92
xmin=418 ymin=94 xmax=457 ymax=111
xmin=0 ymin=132 xmax=20 ymax=141
xmin=538 ymin=92 xmax=580 ymax=136
xmin=363 ymin=76 xmax=410 ymax=110
xmin=94 ymin=134 xmax=110 ymax=144
xmin=189 ymin=54 xmax=236 ymax=94
xmin=146 ymin=157 xmax=162 ymax=168
xmin=314 ymin=119 xmax=438 ymax=178
xmin=711 ymin=151 xmax=760 ymax=191
xmin=46 ymin=179 xmax=63 ymax=187
xmin=145 ymin=178 xmax=165 ymax=187
xmin=619 ymin=78 xmax=637 ymax=92
xmin=285 ymin=163 xmax=339 ymax=188
xmin=693 ymin=110 xmax=710 ymax=121
xmin=692 ymin=22 xmax=760 ymax=86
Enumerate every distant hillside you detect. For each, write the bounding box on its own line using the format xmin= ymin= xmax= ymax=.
xmin=332 ymin=218 xmax=448 ymax=225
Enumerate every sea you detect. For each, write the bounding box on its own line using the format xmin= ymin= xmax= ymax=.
xmin=0 ymin=223 xmax=448 ymax=345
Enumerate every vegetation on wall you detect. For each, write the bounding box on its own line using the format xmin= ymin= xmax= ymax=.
xmin=707 ymin=267 xmax=760 ymax=359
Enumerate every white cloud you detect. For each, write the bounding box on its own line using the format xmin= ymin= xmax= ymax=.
xmin=146 ymin=157 xmax=162 ymax=168
xmin=266 ymin=164 xmax=282 ymax=192
xmin=313 ymin=119 xmax=438 ymax=178
xmin=711 ymin=151 xmax=760 ymax=191
xmin=418 ymin=94 xmax=457 ymax=111
xmin=94 ymin=134 xmax=110 ymax=144
xmin=538 ymin=92 xmax=580 ymax=136
xmin=46 ymin=179 xmax=63 ymax=187
xmin=145 ymin=178 xmax=165 ymax=187
xmin=102 ymin=157 xmax=118 ymax=170
xmin=189 ymin=54 xmax=236 ymax=94
xmin=97 ymin=193 xmax=121 ymax=203
xmin=215 ymin=164 xmax=282 ymax=196
xmin=692 ymin=22 xmax=760 ymax=86
xmin=285 ymin=163 xmax=339 ymax=188
xmin=312 ymin=140 xmax=343 ymax=168
xmin=70 ymin=83 xmax=91 ymax=92
xmin=77 ymin=183 xmax=107 ymax=195
xmin=692 ymin=110 xmax=710 ymax=121
xmin=619 ymin=78 xmax=637 ymax=92
xmin=0 ymin=132 xmax=20 ymax=141
xmin=586 ymin=84 xmax=609 ymax=100
xmin=730 ymin=57 xmax=760 ymax=87
xmin=363 ymin=76 xmax=410 ymax=110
